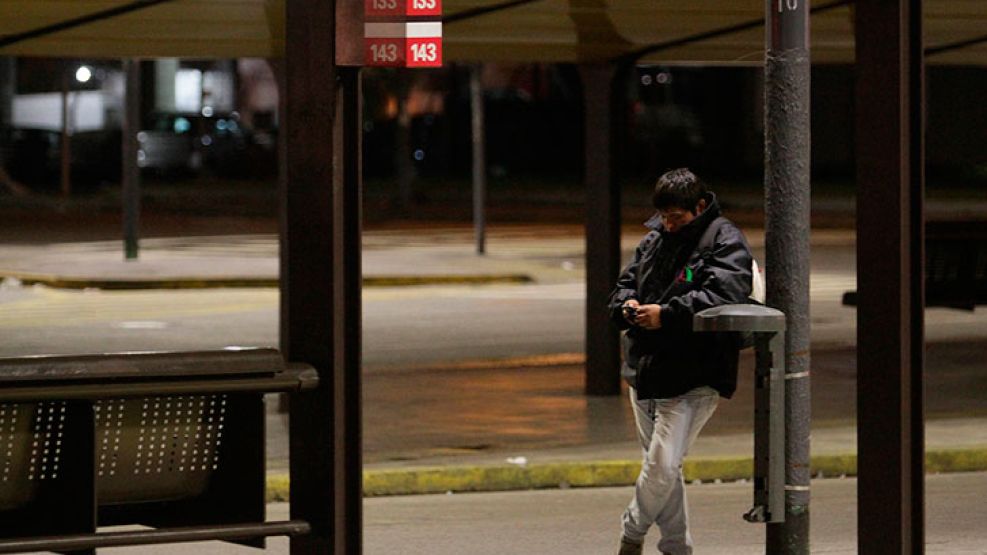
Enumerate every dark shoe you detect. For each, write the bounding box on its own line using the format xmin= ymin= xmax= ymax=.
xmin=618 ymin=536 xmax=643 ymax=555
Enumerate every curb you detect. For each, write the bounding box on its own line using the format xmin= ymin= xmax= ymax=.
xmin=0 ymin=272 xmax=533 ymax=290
xmin=263 ymin=447 xmax=987 ymax=502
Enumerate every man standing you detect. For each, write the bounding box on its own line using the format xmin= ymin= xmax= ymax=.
xmin=609 ymin=168 xmax=754 ymax=555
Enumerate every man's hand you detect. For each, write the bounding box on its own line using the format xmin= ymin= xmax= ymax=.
xmin=622 ymin=299 xmax=640 ymax=325
xmin=634 ymin=304 xmax=662 ymax=329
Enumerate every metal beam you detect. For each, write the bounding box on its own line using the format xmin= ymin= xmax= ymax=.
xmin=444 ymin=0 xmax=542 ymax=25
xmin=580 ymin=63 xmax=624 ymax=396
xmin=855 ymin=0 xmax=926 ymax=553
xmin=926 ymin=32 xmax=987 ymax=57
xmin=0 ymin=0 xmax=175 ymax=49
xmin=283 ymin=0 xmax=362 ymax=552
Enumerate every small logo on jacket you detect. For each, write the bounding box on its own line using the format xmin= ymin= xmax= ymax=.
xmin=676 ymin=267 xmax=694 ymax=283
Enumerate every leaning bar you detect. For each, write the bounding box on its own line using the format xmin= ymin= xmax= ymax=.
xmin=0 ymin=521 xmax=311 ymax=553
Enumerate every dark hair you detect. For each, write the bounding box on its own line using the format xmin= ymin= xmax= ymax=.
xmin=651 ymin=168 xmax=708 ymax=213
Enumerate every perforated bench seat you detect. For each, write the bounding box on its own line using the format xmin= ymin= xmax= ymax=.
xmin=0 ymin=348 xmax=317 ymax=553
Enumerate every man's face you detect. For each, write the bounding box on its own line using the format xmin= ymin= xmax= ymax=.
xmin=658 ymin=207 xmax=697 ymax=233
xmin=658 ymin=198 xmax=707 ymax=233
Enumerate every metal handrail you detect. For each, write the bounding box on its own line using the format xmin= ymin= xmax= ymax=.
xmin=0 ymin=520 xmax=311 ymax=553
xmin=0 ymin=365 xmax=318 ymax=402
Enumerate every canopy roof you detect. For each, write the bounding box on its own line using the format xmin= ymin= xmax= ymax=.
xmin=0 ymin=0 xmax=984 ymax=65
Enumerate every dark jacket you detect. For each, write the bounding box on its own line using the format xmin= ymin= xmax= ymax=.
xmin=608 ymin=193 xmax=753 ymax=400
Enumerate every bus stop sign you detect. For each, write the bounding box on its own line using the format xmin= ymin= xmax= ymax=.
xmin=364 ymin=22 xmax=442 ymax=67
xmin=364 ymin=0 xmax=442 ymax=68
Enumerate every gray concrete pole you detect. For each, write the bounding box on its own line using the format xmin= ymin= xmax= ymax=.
xmin=763 ymin=0 xmax=811 ymax=553
xmin=470 ymin=64 xmax=486 ymax=255
xmin=122 ymin=59 xmax=141 ymax=260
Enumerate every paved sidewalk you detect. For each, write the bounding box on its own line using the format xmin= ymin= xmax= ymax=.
xmin=0 ymin=224 xmax=861 ymax=289
xmin=111 ymin=472 xmax=987 ymax=554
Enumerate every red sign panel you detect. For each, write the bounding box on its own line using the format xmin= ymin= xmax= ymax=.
xmin=406 ymin=37 xmax=442 ymax=67
xmin=365 ymin=37 xmax=442 ymax=68
xmin=365 ymin=0 xmax=441 ymax=18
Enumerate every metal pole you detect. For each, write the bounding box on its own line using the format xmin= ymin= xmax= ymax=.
xmin=396 ymin=75 xmax=413 ymax=210
xmin=579 ymin=63 xmax=623 ymax=396
xmin=0 ymin=57 xmax=15 ymax=192
xmin=763 ymin=0 xmax=810 ymax=552
xmin=283 ymin=0 xmax=362 ymax=552
xmin=470 ymin=64 xmax=487 ymax=255
xmin=122 ymin=59 xmax=141 ymax=260
xmin=0 ymin=57 xmax=13 ymax=127
xmin=60 ymin=70 xmax=72 ymax=198
xmin=336 ymin=65 xmax=364 ymax=555
xmin=855 ymin=1 xmax=925 ymax=553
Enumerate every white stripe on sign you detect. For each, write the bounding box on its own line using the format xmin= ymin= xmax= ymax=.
xmin=364 ymin=21 xmax=442 ymax=39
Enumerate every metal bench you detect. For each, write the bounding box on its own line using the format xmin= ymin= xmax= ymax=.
xmin=843 ymin=219 xmax=987 ymax=310
xmin=0 ymin=348 xmax=317 ymax=554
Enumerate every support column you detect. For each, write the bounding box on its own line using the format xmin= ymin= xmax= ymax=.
xmin=60 ymin=70 xmax=72 ymax=198
xmin=855 ymin=1 xmax=925 ymax=553
xmin=471 ymin=64 xmax=487 ymax=255
xmin=122 ymin=59 xmax=141 ymax=260
xmin=0 ymin=57 xmax=13 ymax=127
xmin=283 ymin=0 xmax=362 ymax=553
xmin=763 ymin=0 xmax=811 ymax=552
xmin=580 ymin=64 xmax=624 ymax=396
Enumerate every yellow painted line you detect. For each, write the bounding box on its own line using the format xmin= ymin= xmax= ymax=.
xmin=2 ymin=272 xmax=279 ymax=290
xmin=365 ymin=275 xmax=534 ymax=287
xmin=1 ymin=271 xmax=534 ymax=290
xmin=263 ymin=448 xmax=987 ymax=501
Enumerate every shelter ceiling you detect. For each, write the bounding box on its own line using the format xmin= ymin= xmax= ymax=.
xmin=0 ymin=0 xmax=983 ymax=65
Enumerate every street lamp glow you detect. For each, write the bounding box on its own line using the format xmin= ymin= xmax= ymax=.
xmin=75 ymin=66 xmax=92 ymax=83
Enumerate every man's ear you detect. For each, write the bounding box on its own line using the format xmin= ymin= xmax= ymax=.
xmin=695 ymin=198 xmax=708 ymax=215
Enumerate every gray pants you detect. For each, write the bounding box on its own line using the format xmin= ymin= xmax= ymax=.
xmin=621 ymin=386 xmax=719 ymax=555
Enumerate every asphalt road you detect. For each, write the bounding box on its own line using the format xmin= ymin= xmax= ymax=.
xmin=2 ymin=273 xmax=987 ymax=370
xmin=3 ymin=279 xmax=985 ymax=464
xmin=110 ymin=471 xmax=987 ymax=554
xmin=0 ymin=283 xmax=585 ymax=367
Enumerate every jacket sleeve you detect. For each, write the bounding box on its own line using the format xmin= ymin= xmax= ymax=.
xmin=659 ymin=225 xmax=753 ymax=330
xmin=607 ymin=234 xmax=651 ymax=330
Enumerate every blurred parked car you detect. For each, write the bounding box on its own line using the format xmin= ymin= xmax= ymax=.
xmin=1 ymin=113 xmax=277 ymax=191
xmin=139 ymin=112 xmax=274 ymax=179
